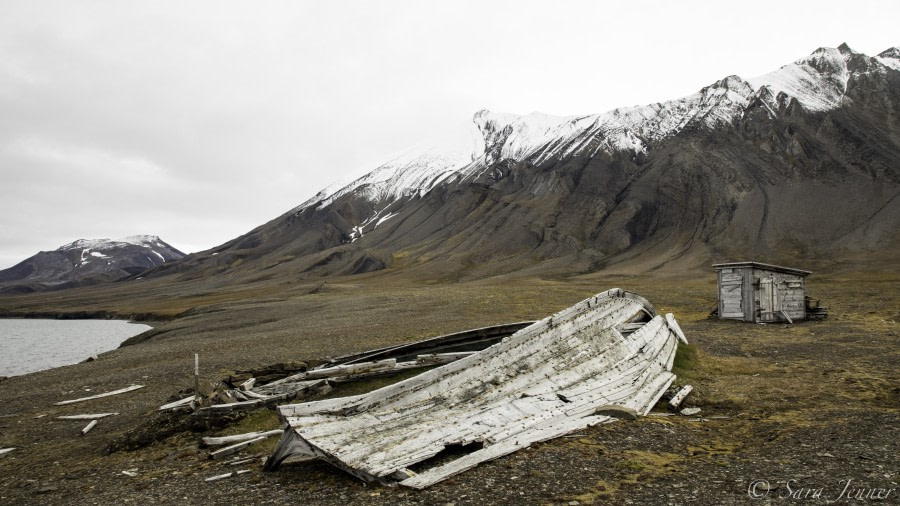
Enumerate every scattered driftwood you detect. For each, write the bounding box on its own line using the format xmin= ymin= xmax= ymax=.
xmin=81 ymin=420 xmax=99 ymax=435
xmin=202 ymin=429 xmax=284 ymax=447
xmin=54 ymin=385 xmax=144 ymax=406
xmin=209 ymin=436 xmax=268 ymax=460
xmin=121 ymin=470 xmax=138 ymax=477
xmin=57 ymin=413 xmax=118 ymax=420
xmin=194 ymin=381 xmax=330 ymax=417
xmin=0 ymin=448 xmax=15 ymax=457
xmin=266 ymin=288 xmax=686 ymax=489
xmin=668 ymin=385 xmax=693 ymax=411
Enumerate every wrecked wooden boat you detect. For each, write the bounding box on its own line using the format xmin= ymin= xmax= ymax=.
xmin=265 ymin=288 xmax=687 ymax=488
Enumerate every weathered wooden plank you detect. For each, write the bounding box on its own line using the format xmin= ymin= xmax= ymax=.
xmin=81 ymin=420 xmax=98 ymax=435
xmin=240 ymin=378 xmax=256 ymax=391
xmin=203 ymin=429 xmax=284 ymax=447
xmin=57 ymin=413 xmax=118 ymax=420
xmin=204 ymin=472 xmax=234 ymax=482
xmin=209 ymin=436 xmax=268 ymax=460
xmin=158 ymin=395 xmax=194 ymax=411
xmin=54 ymin=385 xmax=144 ymax=406
xmin=668 ymin=385 xmax=693 ymax=411
xmin=665 ymin=313 xmax=688 ymax=345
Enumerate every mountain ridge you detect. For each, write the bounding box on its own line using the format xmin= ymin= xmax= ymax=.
xmin=165 ymin=43 xmax=893 ymax=280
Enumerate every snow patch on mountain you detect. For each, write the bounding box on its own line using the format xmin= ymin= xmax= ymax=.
xmin=472 ymin=74 xmax=756 ymax=166
xmin=748 ymin=45 xmax=856 ymax=112
xmin=876 ymin=47 xmax=900 ymax=71
xmin=60 ymin=235 xmax=166 ymax=252
xmin=297 ymin=146 xmax=473 ymax=212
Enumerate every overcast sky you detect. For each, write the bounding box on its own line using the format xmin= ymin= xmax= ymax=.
xmin=0 ymin=1 xmax=897 ymax=269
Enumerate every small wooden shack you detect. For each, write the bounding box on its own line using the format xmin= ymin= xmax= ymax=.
xmin=713 ymin=261 xmax=811 ymax=323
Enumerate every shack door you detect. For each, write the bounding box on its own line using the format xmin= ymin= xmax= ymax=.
xmin=759 ymin=277 xmax=780 ymax=322
xmin=719 ymin=270 xmax=745 ymax=319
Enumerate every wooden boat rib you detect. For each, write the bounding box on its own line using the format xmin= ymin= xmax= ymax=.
xmin=265 ymin=288 xmax=686 ymax=488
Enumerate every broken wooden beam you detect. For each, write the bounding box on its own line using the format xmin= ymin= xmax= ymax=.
xmin=204 ymin=472 xmax=233 ymax=482
xmin=81 ymin=420 xmax=98 ymax=435
xmin=668 ymin=385 xmax=693 ymax=411
xmin=202 ymin=429 xmax=284 ymax=447
xmin=54 ymin=385 xmax=144 ymax=406
xmin=209 ymin=436 xmax=268 ymax=460
xmin=57 ymin=413 xmax=118 ymax=420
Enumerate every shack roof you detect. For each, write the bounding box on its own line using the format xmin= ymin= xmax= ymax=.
xmin=712 ymin=261 xmax=812 ymax=277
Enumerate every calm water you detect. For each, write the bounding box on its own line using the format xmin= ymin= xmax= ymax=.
xmin=0 ymin=319 xmax=151 ymax=377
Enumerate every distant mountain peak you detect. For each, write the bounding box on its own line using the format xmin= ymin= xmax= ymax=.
xmin=0 ymin=235 xmax=185 ymax=293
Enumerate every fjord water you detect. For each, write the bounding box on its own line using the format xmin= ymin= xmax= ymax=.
xmin=0 ymin=319 xmax=151 ymax=376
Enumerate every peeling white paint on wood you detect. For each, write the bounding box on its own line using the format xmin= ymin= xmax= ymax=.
xmin=265 ymin=288 xmax=685 ymax=488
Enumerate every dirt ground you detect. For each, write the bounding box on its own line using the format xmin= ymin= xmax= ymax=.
xmin=0 ymin=269 xmax=897 ymax=505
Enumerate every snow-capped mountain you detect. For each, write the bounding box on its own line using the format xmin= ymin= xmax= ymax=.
xmin=136 ymin=44 xmax=900 ymax=281
xmin=299 ymin=44 xmax=899 ymax=215
xmin=0 ymin=235 xmax=184 ymax=293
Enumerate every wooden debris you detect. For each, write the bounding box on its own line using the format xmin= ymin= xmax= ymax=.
xmin=680 ymin=407 xmax=702 ymax=416
xmin=0 ymin=448 xmax=15 ymax=457
xmin=158 ymin=395 xmax=195 ymax=411
xmin=240 ymin=378 xmax=256 ymax=391
xmin=228 ymin=456 xmax=261 ymax=466
xmin=668 ymin=385 xmax=693 ymax=411
xmin=54 ymin=385 xmax=144 ymax=406
xmin=57 ymin=413 xmax=118 ymax=420
xmin=204 ymin=472 xmax=233 ymax=482
xmin=267 ymin=288 xmax=685 ymax=489
xmin=121 ymin=470 xmax=138 ymax=477
xmin=203 ymin=429 xmax=284 ymax=447
xmin=209 ymin=436 xmax=268 ymax=460
xmin=81 ymin=420 xmax=98 ymax=435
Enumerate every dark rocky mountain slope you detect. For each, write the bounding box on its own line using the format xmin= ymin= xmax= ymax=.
xmin=141 ymin=44 xmax=899 ymax=284
xmin=0 ymin=235 xmax=184 ymax=294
